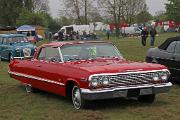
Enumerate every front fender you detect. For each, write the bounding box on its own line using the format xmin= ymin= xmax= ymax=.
xmin=66 ymin=78 xmax=89 ymax=89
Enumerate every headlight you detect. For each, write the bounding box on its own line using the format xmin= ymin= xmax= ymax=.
xmin=90 ymin=76 xmax=110 ymax=87
xmin=152 ymin=71 xmax=169 ymax=81
xmin=159 ymin=71 xmax=168 ymax=81
xmin=102 ymin=76 xmax=109 ymax=85
xmin=152 ymin=73 xmax=159 ymax=81
xmin=90 ymin=78 xmax=98 ymax=87
xmin=15 ymin=48 xmax=20 ymax=52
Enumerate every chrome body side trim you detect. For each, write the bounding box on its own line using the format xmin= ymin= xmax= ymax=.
xmin=8 ymin=71 xmax=65 ymax=86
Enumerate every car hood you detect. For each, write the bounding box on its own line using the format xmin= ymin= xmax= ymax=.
xmin=65 ymin=58 xmax=167 ymax=74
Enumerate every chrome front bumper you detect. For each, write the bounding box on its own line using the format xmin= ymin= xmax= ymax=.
xmin=81 ymin=82 xmax=172 ymax=100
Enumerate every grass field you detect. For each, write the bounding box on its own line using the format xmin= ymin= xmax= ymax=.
xmin=0 ymin=33 xmax=180 ymax=120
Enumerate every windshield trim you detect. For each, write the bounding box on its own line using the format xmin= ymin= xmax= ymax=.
xmin=58 ymin=47 xmax=64 ymax=63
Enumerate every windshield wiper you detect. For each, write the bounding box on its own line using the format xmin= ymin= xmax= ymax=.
xmin=96 ymin=56 xmax=120 ymax=59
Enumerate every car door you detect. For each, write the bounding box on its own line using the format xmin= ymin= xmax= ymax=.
xmin=1 ymin=37 xmax=9 ymax=59
xmin=32 ymin=46 xmax=64 ymax=95
xmin=174 ymin=41 xmax=180 ymax=79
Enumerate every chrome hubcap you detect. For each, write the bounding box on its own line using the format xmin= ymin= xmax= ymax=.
xmin=72 ymin=86 xmax=81 ymax=109
xmin=25 ymin=84 xmax=32 ymax=93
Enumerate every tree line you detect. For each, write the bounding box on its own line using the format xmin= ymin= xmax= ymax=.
xmin=0 ymin=0 xmax=179 ymax=32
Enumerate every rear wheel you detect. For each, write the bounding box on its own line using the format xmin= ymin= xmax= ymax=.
xmin=24 ymin=84 xmax=38 ymax=93
xmin=72 ymin=85 xmax=85 ymax=109
xmin=25 ymin=84 xmax=33 ymax=93
xmin=138 ymin=94 xmax=155 ymax=103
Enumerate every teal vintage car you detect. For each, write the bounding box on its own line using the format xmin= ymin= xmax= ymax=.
xmin=0 ymin=34 xmax=36 ymax=61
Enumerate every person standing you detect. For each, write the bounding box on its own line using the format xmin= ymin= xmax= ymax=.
xmin=48 ymin=32 xmax=52 ymax=42
xmin=150 ymin=27 xmax=157 ymax=46
xmin=58 ymin=31 xmax=63 ymax=41
xmin=141 ymin=27 xmax=148 ymax=46
xmin=107 ymin=30 xmax=110 ymax=40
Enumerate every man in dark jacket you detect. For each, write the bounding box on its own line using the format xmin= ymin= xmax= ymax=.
xmin=141 ymin=27 xmax=148 ymax=46
xmin=58 ymin=31 xmax=64 ymax=41
xmin=150 ymin=27 xmax=157 ymax=46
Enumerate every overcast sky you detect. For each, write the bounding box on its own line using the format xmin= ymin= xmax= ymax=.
xmin=49 ymin=0 xmax=168 ymax=18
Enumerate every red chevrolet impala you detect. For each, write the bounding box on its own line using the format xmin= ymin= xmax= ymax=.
xmin=9 ymin=41 xmax=172 ymax=109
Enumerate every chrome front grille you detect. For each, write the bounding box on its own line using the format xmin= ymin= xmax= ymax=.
xmin=109 ymin=72 xmax=155 ymax=86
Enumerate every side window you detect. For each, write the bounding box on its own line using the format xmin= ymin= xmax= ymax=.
xmin=175 ymin=41 xmax=180 ymax=54
xmin=3 ymin=38 xmax=8 ymax=44
xmin=45 ymin=47 xmax=61 ymax=62
xmin=8 ymin=38 xmax=12 ymax=43
xmin=166 ymin=41 xmax=176 ymax=53
xmin=0 ymin=37 xmax=2 ymax=44
xmin=38 ymin=47 xmax=46 ymax=60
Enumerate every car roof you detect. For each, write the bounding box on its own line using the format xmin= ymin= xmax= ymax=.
xmin=40 ymin=41 xmax=113 ymax=48
xmin=0 ymin=34 xmax=26 ymax=38
xmin=159 ymin=36 xmax=180 ymax=50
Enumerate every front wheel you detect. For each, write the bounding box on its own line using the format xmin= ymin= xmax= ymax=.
xmin=138 ymin=94 xmax=155 ymax=103
xmin=72 ymin=85 xmax=85 ymax=109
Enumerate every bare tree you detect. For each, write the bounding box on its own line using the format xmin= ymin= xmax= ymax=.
xmin=124 ymin=0 xmax=147 ymax=24
xmin=98 ymin=0 xmax=147 ymax=36
xmin=32 ymin=0 xmax=50 ymax=13
xmin=22 ymin=0 xmax=49 ymax=13
xmin=60 ymin=0 xmax=83 ymax=24
xmin=59 ymin=0 xmax=99 ymax=24
xmin=98 ymin=0 xmax=126 ymax=35
xmin=98 ymin=0 xmax=147 ymax=23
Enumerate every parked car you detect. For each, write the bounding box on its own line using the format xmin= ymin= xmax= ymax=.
xmin=9 ymin=41 xmax=172 ymax=109
xmin=122 ymin=27 xmax=142 ymax=36
xmin=146 ymin=36 xmax=180 ymax=81
xmin=0 ymin=34 xmax=36 ymax=61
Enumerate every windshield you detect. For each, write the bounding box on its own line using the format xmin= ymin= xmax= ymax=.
xmin=9 ymin=36 xmax=28 ymax=43
xmin=61 ymin=43 xmax=123 ymax=62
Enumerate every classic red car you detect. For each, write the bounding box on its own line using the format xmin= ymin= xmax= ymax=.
xmin=8 ymin=41 xmax=172 ymax=109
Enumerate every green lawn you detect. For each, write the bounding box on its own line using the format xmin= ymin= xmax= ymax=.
xmin=0 ymin=33 xmax=180 ymax=120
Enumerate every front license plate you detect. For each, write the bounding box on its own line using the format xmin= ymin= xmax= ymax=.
xmin=140 ymin=88 xmax=153 ymax=95
xmin=127 ymin=89 xmax=140 ymax=97
xmin=113 ymin=90 xmax=127 ymax=97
